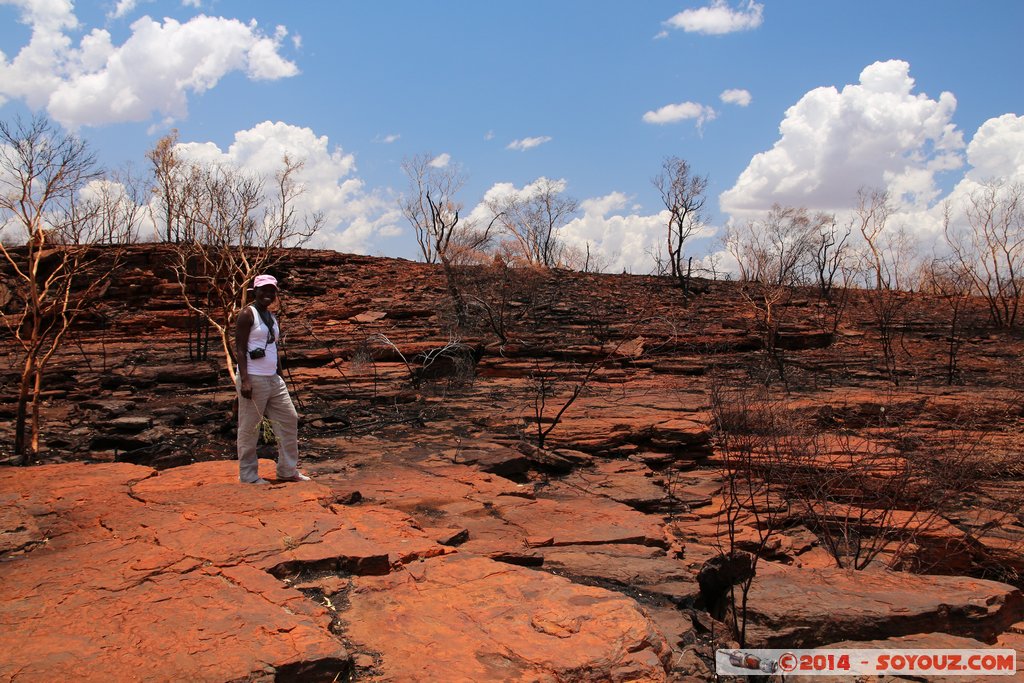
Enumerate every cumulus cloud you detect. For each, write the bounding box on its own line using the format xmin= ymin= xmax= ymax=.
xmin=465 ymin=177 xmax=569 ymax=233
xmin=466 ymin=177 xmax=568 ymax=219
xmin=642 ymin=101 xmax=716 ymax=128
xmin=664 ymin=0 xmax=764 ymax=35
xmin=173 ymin=121 xmax=401 ymax=254
xmin=923 ymin=113 xmax=1024 ymax=238
xmin=109 ymin=0 xmax=138 ymax=19
xmin=429 ymin=152 xmax=451 ymax=168
xmin=0 ymin=4 xmax=298 ymax=128
xmin=507 ymin=136 xmax=552 ymax=151
xmin=720 ymin=88 xmax=751 ymax=107
xmin=0 ymin=0 xmax=77 ymax=30
xmin=558 ymin=193 xmax=669 ymax=273
xmin=720 ymin=60 xmax=965 ymax=218
xmin=963 ymin=114 xmax=1024 ymax=183
xmin=465 ymin=181 xmax=706 ymax=274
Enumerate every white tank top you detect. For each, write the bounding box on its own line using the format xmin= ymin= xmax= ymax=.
xmin=245 ymin=305 xmax=279 ymax=376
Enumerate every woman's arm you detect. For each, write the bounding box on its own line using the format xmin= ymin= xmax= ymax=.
xmin=235 ymin=307 xmax=254 ymax=398
xmin=272 ymin=312 xmax=284 ymax=376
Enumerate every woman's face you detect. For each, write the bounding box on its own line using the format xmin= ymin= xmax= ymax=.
xmin=254 ymin=285 xmax=278 ymax=308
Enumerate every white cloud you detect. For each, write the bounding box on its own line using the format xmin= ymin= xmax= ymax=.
xmin=465 ymin=176 xmax=568 ymax=227
xmin=429 ymin=152 xmax=451 ymax=168
xmin=182 ymin=0 xmax=201 ymax=7
xmin=562 ymin=192 xmax=719 ymax=274
xmin=963 ymin=114 xmax=1024 ymax=183
xmin=0 ymin=6 xmax=298 ymax=128
xmin=0 ymin=0 xmax=77 ymax=109
xmin=642 ymin=101 xmax=716 ymax=127
xmin=559 ymin=193 xmax=668 ymax=273
xmin=484 ymin=130 xmax=494 ymax=141
xmin=109 ymin=0 xmax=137 ymax=19
xmin=653 ymin=30 xmax=669 ymax=40
xmin=373 ymin=133 xmax=400 ymax=144
xmin=507 ymin=136 xmax=552 ymax=151
xmin=720 ymin=88 xmax=751 ymax=107
xmin=0 ymin=0 xmax=77 ymax=30
xmin=475 ymin=176 xmax=566 ymax=206
xmin=720 ymin=60 xmax=965 ymax=218
xmin=173 ymin=121 xmax=401 ymax=254
xmin=926 ymin=113 xmax=1024 ymax=238
xmin=465 ymin=182 xmax=707 ymax=274
xmin=665 ymin=0 xmax=764 ymax=35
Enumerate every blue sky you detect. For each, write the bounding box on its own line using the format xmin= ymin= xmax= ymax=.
xmin=1 ymin=1 xmax=1022 ymax=271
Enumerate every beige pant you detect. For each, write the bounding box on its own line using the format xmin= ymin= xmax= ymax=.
xmin=236 ymin=373 xmax=299 ymax=482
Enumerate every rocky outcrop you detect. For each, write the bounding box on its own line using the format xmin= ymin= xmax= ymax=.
xmin=3 ymin=246 xmax=1024 ymax=680
xmin=742 ymin=563 xmax=1024 ymax=648
xmin=0 ymin=460 xmax=678 ymax=682
xmin=343 ymin=554 xmax=673 ymax=682
xmin=0 ymin=462 xmax=352 ymax=682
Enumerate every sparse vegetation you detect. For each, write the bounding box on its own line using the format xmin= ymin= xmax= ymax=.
xmin=0 ymin=116 xmax=132 ymax=462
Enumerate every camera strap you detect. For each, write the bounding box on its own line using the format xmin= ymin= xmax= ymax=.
xmin=251 ymin=305 xmax=276 ymax=351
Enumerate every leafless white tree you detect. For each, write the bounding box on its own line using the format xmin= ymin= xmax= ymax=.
xmin=724 ymin=204 xmax=831 ymax=385
xmin=0 ymin=116 xmax=131 ymax=461
xmin=943 ymin=180 xmax=1024 ymax=328
xmin=487 ymin=177 xmax=578 ymax=267
xmin=157 ymin=148 xmax=324 ymax=382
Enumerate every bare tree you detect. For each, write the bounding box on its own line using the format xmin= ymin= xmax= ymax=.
xmin=79 ymin=167 xmax=146 ymax=245
xmin=401 ymin=153 xmax=498 ymax=329
xmin=163 ymin=152 xmax=324 ymax=383
xmin=400 ymin=153 xmax=494 ymax=265
xmin=724 ymin=204 xmax=828 ymax=385
xmin=488 ymin=177 xmax=578 ymax=267
xmin=463 ymin=259 xmax=547 ymax=347
xmin=560 ymin=241 xmax=609 ymax=274
xmin=528 ymin=359 xmax=597 ymax=450
xmin=708 ymin=382 xmax=789 ymax=647
xmin=0 ymin=116 xmax=130 ymax=462
xmin=725 ymin=204 xmax=825 ymax=286
xmin=402 ymin=153 xmax=459 ymax=264
xmin=853 ymin=188 xmax=923 ymax=384
xmin=788 ymin=405 xmax=985 ymax=571
xmin=147 ymin=130 xmax=193 ymax=243
xmin=943 ymin=180 xmax=1024 ymax=328
xmin=653 ymin=156 xmax=708 ymax=293
xmin=812 ymin=217 xmax=851 ymax=303
xmin=921 ymin=256 xmax=973 ymax=385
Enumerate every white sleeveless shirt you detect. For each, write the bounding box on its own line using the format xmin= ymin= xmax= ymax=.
xmin=245 ymin=305 xmax=279 ymax=376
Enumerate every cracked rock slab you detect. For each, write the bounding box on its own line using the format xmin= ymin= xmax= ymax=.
xmin=342 ymin=554 xmax=673 ymax=682
xmin=742 ymin=562 xmax=1024 ymax=648
xmin=539 ymin=543 xmax=701 ymax=606
xmin=0 ymin=461 xmax=455 ymax=682
xmin=0 ymin=534 xmax=349 ymax=683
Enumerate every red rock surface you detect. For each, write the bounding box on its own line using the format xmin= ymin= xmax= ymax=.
xmin=0 ymin=460 xmax=680 ymax=682
xmin=3 ymin=246 xmax=1024 ymax=679
xmin=743 ymin=562 xmax=1023 ymax=648
xmin=343 ymin=554 xmax=672 ymax=681
xmin=0 ymin=462 xmax=349 ymax=682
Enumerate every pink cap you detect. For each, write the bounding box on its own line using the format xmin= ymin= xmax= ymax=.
xmin=252 ymin=274 xmax=278 ymax=290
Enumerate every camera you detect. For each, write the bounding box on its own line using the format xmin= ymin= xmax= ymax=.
xmin=249 ymin=348 xmax=266 ymax=360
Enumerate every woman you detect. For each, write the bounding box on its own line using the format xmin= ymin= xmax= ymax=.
xmin=234 ymin=274 xmax=309 ymax=484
